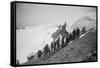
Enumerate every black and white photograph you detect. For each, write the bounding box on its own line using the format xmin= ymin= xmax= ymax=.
xmin=14 ymin=2 xmax=97 ymax=66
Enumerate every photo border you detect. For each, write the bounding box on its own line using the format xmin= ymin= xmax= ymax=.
xmin=10 ymin=1 xmax=98 ymax=67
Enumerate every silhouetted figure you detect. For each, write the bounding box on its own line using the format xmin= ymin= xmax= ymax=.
xmin=76 ymin=27 xmax=80 ymax=37
xmin=61 ymin=36 xmax=66 ymax=48
xmin=43 ymin=44 xmax=50 ymax=56
xmin=81 ymin=27 xmax=86 ymax=34
xmin=37 ymin=50 xmax=43 ymax=58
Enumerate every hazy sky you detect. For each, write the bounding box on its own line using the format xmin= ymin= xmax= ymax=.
xmin=16 ymin=3 xmax=96 ymax=28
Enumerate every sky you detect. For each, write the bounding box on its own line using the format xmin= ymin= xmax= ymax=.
xmin=16 ymin=3 xmax=96 ymax=28
xmin=16 ymin=3 xmax=96 ymax=64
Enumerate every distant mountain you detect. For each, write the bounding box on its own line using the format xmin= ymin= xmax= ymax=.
xmin=70 ymin=13 xmax=96 ymax=31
